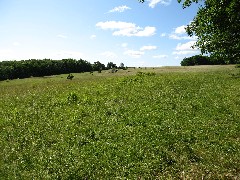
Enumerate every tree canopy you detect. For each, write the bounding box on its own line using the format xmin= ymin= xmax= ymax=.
xmin=139 ymin=0 xmax=240 ymax=64
xmin=183 ymin=0 xmax=240 ymax=64
xmin=0 ymin=59 xmax=116 ymax=81
xmin=180 ymin=54 xmax=227 ymax=66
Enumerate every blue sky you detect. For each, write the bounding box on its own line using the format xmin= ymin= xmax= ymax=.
xmin=0 ymin=0 xmax=200 ymax=66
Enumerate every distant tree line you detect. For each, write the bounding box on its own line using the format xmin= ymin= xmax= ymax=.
xmin=0 ymin=59 xmax=125 ymax=81
xmin=180 ymin=55 xmax=240 ymax=66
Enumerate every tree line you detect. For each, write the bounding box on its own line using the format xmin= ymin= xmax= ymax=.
xmin=180 ymin=55 xmax=240 ymax=66
xmin=0 ymin=59 xmax=124 ymax=81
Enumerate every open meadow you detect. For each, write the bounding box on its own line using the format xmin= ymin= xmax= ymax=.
xmin=0 ymin=65 xmax=240 ymax=179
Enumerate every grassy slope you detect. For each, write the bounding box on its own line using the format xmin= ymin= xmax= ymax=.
xmin=0 ymin=65 xmax=239 ymax=179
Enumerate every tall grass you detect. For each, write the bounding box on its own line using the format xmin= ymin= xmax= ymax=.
xmin=0 ymin=66 xmax=239 ymax=179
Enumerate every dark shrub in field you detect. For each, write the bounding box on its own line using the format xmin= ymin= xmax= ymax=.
xmin=67 ymin=73 xmax=74 ymax=80
xmin=67 ymin=92 xmax=79 ymax=103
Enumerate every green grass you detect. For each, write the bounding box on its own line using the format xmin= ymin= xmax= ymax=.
xmin=0 ymin=65 xmax=240 ymax=179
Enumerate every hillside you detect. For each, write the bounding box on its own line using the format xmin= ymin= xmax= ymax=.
xmin=0 ymin=65 xmax=239 ymax=179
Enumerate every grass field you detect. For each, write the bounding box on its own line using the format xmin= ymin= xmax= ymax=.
xmin=0 ymin=65 xmax=240 ymax=179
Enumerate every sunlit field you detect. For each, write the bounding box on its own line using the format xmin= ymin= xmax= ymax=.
xmin=0 ymin=65 xmax=239 ymax=179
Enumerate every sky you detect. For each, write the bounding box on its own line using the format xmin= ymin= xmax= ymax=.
xmin=0 ymin=0 xmax=201 ymax=67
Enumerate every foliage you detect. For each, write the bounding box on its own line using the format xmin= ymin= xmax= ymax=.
xmin=119 ymin=63 xmax=125 ymax=69
xmin=0 ymin=59 xmax=96 ymax=81
xmin=180 ymin=54 xmax=225 ymax=66
xmin=177 ymin=0 xmax=200 ymax=8
xmin=178 ymin=0 xmax=240 ymax=64
xmin=92 ymin=61 xmax=105 ymax=72
xmin=0 ymin=66 xmax=239 ymax=179
xmin=107 ymin=62 xmax=117 ymax=69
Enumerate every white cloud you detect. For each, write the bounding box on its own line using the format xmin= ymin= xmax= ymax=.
xmin=153 ymin=54 xmax=168 ymax=58
xmin=160 ymin=33 xmax=166 ymax=37
xmin=96 ymin=21 xmax=156 ymax=37
xmin=134 ymin=27 xmax=156 ymax=37
xmin=108 ymin=5 xmax=131 ymax=13
xmin=169 ymin=25 xmax=197 ymax=40
xmin=124 ymin=50 xmax=145 ymax=58
xmin=121 ymin=43 xmax=128 ymax=48
xmin=175 ymin=41 xmax=196 ymax=51
xmin=90 ymin=35 xmax=96 ymax=39
xmin=174 ymin=56 xmax=181 ymax=59
xmin=57 ymin=34 xmax=67 ymax=39
xmin=174 ymin=25 xmax=186 ymax=34
xmin=148 ymin=0 xmax=172 ymax=8
xmin=173 ymin=41 xmax=199 ymax=55
xmin=169 ymin=34 xmax=194 ymax=40
xmin=100 ymin=51 xmax=117 ymax=59
xmin=140 ymin=45 xmax=157 ymax=51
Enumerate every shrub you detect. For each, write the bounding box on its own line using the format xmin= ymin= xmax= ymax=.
xmin=67 ymin=73 xmax=74 ymax=80
xmin=67 ymin=92 xmax=79 ymax=103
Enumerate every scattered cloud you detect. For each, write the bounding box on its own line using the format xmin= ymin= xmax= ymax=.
xmin=160 ymin=33 xmax=166 ymax=37
xmin=124 ymin=50 xmax=145 ymax=58
xmin=100 ymin=51 xmax=117 ymax=59
xmin=140 ymin=45 xmax=157 ymax=51
xmin=175 ymin=41 xmax=196 ymax=51
xmin=174 ymin=56 xmax=181 ymax=59
xmin=153 ymin=54 xmax=168 ymax=58
xmin=174 ymin=25 xmax=186 ymax=34
xmin=173 ymin=41 xmax=199 ymax=55
xmin=90 ymin=35 xmax=96 ymax=39
xmin=108 ymin=5 xmax=131 ymax=13
xmin=169 ymin=25 xmax=197 ymax=40
xmin=169 ymin=34 xmax=194 ymax=40
xmin=148 ymin=0 xmax=172 ymax=8
xmin=123 ymin=45 xmax=157 ymax=59
xmin=96 ymin=21 xmax=156 ymax=37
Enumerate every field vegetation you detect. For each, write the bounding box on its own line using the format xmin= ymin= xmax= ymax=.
xmin=0 ymin=65 xmax=239 ymax=179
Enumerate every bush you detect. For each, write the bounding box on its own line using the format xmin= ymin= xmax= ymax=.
xmin=67 ymin=92 xmax=79 ymax=103
xmin=67 ymin=73 xmax=74 ymax=80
